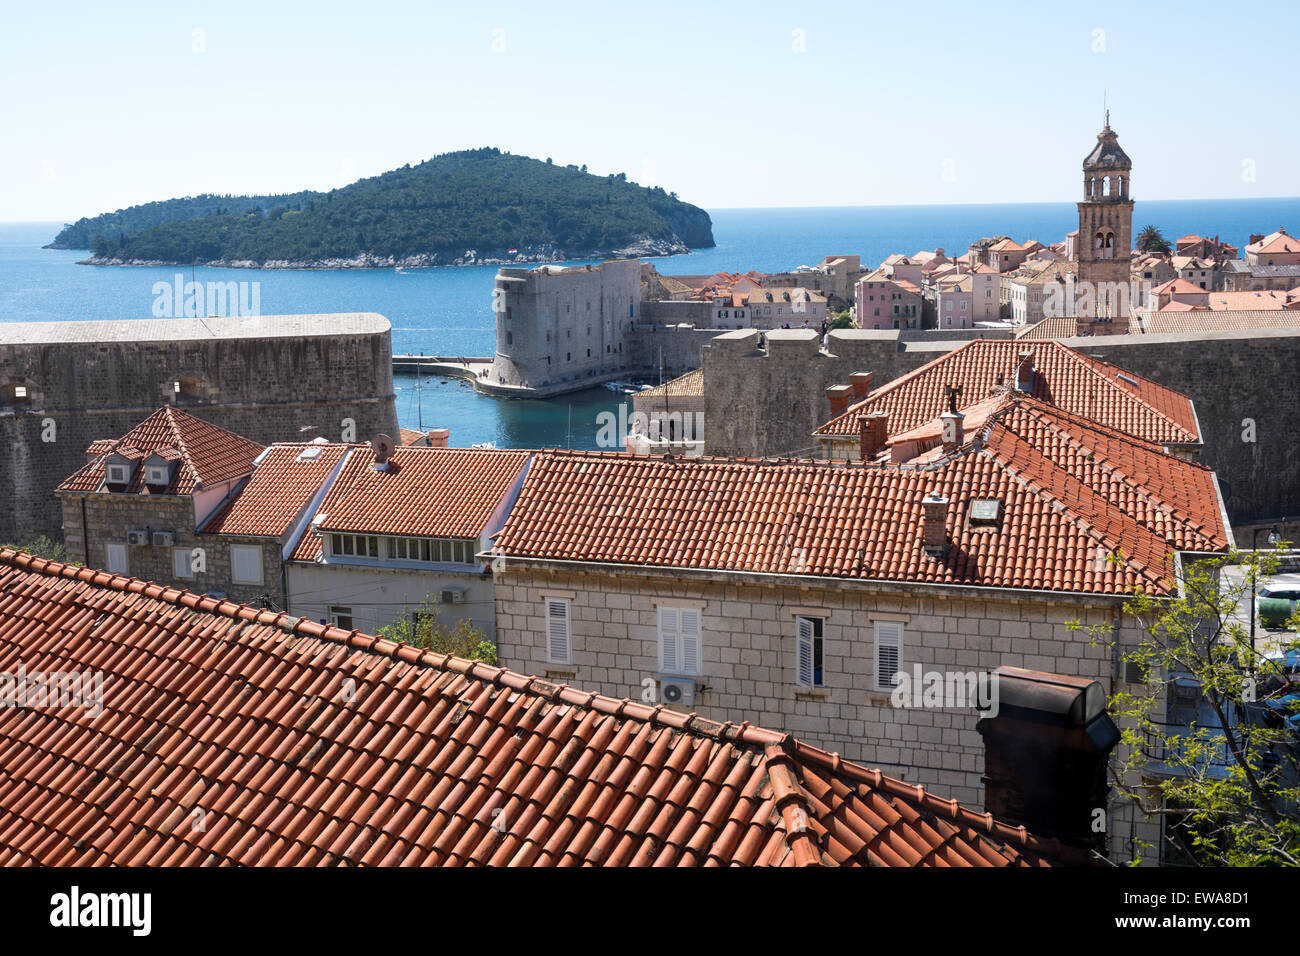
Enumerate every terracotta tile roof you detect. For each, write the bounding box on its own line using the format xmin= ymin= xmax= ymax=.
xmin=815 ymin=340 xmax=1201 ymax=445
xmin=399 ymin=428 xmax=429 ymax=446
xmin=58 ymin=406 xmax=264 ymax=495
xmin=1013 ymin=317 xmax=1080 ymax=340
xmin=1158 ymin=301 xmax=1206 ymax=312
xmin=1207 ymin=290 xmax=1286 ymax=311
xmin=1152 ymin=278 xmax=1208 ymax=296
xmin=989 ymin=238 xmax=1024 ymax=251
xmin=0 ymin=548 xmax=1086 ymax=867
xmin=1247 ymin=230 xmax=1300 ymax=256
xmin=290 ymin=447 xmax=530 ymax=561
xmin=494 ymin=399 xmax=1228 ymax=597
xmin=201 ymin=444 xmax=350 ymax=538
xmin=1133 ymin=309 xmax=1300 ymax=335
xmin=636 ymin=368 xmax=703 ymax=399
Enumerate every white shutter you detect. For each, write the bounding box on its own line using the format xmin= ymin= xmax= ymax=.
xmin=659 ymin=607 xmax=679 ymax=674
xmin=173 ymin=548 xmax=192 ymax=578
xmin=231 ymin=545 xmax=263 ymax=584
xmin=680 ymin=609 xmax=700 ymax=675
xmin=546 ymin=599 xmax=571 ymax=663
xmin=875 ymin=621 xmax=903 ymax=691
xmin=796 ymin=617 xmax=814 ymax=687
xmin=105 ymin=543 xmax=128 ymax=576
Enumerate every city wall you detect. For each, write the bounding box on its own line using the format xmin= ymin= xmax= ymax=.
xmin=0 ymin=314 xmax=399 ymax=544
xmin=703 ymin=327 xmax=1300 ymax=524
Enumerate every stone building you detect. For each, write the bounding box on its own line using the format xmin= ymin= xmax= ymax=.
xmin=487 ymin=384 xmax=1234 ymax=862
xmin=283 ymin=444 xmax=530 ymax=638
xmin=486 ymin=259 xmax=642 ymax=395
xmin=55 ymin=406 xmax=270 ymax=604
xmin=630 ymin=368 xmax=705 ymax=454
xmin=812 ymin=339 xmax=1202 ymax=462
xmin=0 ymin=313 xmax=399 ymax=545
xmin=855 ymin=275 xmax=922 ymax=329
xmin=1075 ymin=117 xmax=1135 ymax=334
xmin=702 ymin=325 xmax=1300 ymax=526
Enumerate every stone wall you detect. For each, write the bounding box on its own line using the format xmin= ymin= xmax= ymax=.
xmin=59 ymin=489 xmax=285 ymax=607
xmin=493 ymin=564 xmax=1156 ymax=861
xmin=0 ymin=314 xmax=399 ymax=544
xmin=703 ymin=326 xmax=1300 ymax=523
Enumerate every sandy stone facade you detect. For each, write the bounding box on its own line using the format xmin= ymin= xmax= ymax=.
xmin=493 ymin=564 xmax=1159 ymax=861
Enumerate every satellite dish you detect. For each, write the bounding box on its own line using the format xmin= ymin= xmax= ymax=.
xmin=370 ymin=433 xmax=396 ymax=468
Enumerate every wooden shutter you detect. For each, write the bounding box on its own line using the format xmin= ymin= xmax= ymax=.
xmin=680 ymin=609 xmax=700 ymax=675
xmin=796 ymin=617 xmax=814 ymax=687
xmin=875 ymin=621 xmax=903 ymax=691
xmin=546 ymin=599 xmax=570 ymax=663
xmin=659 ymin=607 xmax=679 ymax=674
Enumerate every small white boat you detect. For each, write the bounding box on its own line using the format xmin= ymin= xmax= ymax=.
xmin=471 ymin=441 xmax=497 ymax=450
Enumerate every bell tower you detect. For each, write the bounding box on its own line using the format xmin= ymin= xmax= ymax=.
xmin=1076 ymin=113 xmax=1134 ymax=333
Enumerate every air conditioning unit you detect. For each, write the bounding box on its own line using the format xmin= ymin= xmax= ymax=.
xmin=127 ymin=529 xmax=150 ymax=547
xmin=152 ymin=531 xmax=175 ymax=548
xmin=660 ymin=677 xmax=696 ymax=708
xmin=440 ymin=587 xmax=467 ymax=605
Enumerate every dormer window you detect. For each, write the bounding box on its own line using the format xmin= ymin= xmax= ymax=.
xmin=146 ymin=464 xmax=169 ymax=486
xmin=106 ymin=463 xmax=130 ymax=484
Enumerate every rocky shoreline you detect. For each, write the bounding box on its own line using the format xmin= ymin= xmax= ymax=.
xmin=76 ymin=235 xmax=693 ymax=269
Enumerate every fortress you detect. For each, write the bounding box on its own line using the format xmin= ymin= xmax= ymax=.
xmin=0 ymin=314 xmax=399 ymax=544
xmin=483 ymin=256 xmax=863 ymax=397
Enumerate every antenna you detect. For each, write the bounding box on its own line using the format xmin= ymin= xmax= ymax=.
xmin=370 ymin=433 xmax=396 ymax=470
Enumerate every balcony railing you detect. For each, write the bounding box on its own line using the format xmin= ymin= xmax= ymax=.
xmin=1143 ymin=722 xmax=1233 ymax=775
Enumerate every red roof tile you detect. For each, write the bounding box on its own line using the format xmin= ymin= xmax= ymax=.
xmin=290 ymin=447 xmax=530 ymax=561
xmin=202 ymin=444 xmax=350 ymax=538
xmin=493 ymin=396 xmax=1228 ymax=597
xmin=0 ymin=548 xmax=1086 ymax=867
xmin=814 ymin=340 xmax=1200 ymax=445
xmin=58 ymin=406 xmax=264 ymax=495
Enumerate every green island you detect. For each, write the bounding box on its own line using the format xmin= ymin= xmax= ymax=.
xmin=50 ymin=148 xmax=714 ymax=268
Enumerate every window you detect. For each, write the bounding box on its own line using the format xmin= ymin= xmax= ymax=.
xmin=173 ymin=548 xmax=193 ymax=578
xmin=545 ymin=598 xmax=571 ymax=664
xmin=874 ymin=621 xmax=903 ymax=691
xmin=106 ymin=463 xmax=129 ymax=484
xmin=231 ymin=545 xmax=263 ymax=585
xmin=329 ymin=606 xmax=354 ymax=630
xmin=105 ymin=543 xmax=128 ymax=576
xmin=146 ymin=464 xmax=168 ymax=485
xmin=658 ymin=606 xmax=700 ymax=675
xmin=795 ymin=616 xmax=824 ymax=687
xmin=329 ymin=533 xmax=379 ymax=558
xmin=382 ymin=535 xmax=474 ymax=564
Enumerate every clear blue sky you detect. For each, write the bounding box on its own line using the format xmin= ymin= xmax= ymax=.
xmin=3 ymin=0 xmax=1296 ymax=222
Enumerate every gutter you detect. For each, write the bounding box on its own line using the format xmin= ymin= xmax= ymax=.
xmin=487 ymin=553 xmax=1146 ymax=608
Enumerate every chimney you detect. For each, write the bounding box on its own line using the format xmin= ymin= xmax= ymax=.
xmin=1015 ymin=350 xmax=1035 ymax=392
xmin=427 ymin=428 xmax=449 ymax=449
xmin=921 ymin=490 xmax=948 ymax=557
xmin=977 ymin=667 xmax=1120 ymax=854
xmin=826 ymin=384 xmax=853 ymax=419
xmin=849 ymin=371 xmax=873 ymax=400
xmin=858 ymin=410 xmax=888 ymax=460
xmin=940 ymin=410 xmax=964 ymax=453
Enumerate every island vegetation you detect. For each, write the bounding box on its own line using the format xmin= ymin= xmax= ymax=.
xmin=51 ymin=148 xmax=714 ymax=267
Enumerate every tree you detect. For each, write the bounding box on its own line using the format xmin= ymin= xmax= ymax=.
xmin=2 ymin=536 xmax=71 ymax=563
xmin=1071 ymin=547 xmax=1300 ymax=866
xmin=376 ymin=594 xmax=498 ymax=664
xmin=831 ymin=311 xmax=856 ymax=330
xmin=1136 ymin=224 xmax=1172 ymax=255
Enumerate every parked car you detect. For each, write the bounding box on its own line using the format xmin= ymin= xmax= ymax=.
xmin=1258 ymin=585 xmax=1300 ymax=629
